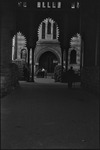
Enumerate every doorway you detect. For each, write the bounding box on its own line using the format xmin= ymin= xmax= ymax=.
xmin=39 ymin=51 xmax=58 ymax=73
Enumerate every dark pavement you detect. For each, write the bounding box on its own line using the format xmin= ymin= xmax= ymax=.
xmin=1 ymin=79 xmax=99 ymax=149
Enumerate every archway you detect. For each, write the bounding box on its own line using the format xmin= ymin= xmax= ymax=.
xmin=12 ymin=32 xmax=28 ymax=81
xmin=39 ymin=51 xmax=58 ymax=73
xmin=12 ymin=32 xmax=27 ymax=61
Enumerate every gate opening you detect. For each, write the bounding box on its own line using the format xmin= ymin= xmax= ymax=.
xmin=39 ymin=51 xmax=58 ymax=73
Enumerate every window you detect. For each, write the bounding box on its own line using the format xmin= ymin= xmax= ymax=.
xmin=21 ymin=49 xmax=27 ymax=60
xmin=70 ymin=50 xmax=76 ymax=64
xmin=42 ymin=22 xmax=45 ymax=39
xmin=53 ymin=23 xmax=57 ymax=39
xmin=47 ymin=21 xmax=51 ymax=34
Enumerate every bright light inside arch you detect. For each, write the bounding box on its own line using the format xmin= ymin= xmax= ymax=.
xmin=12 ymin=32 xmax=27 ymax=60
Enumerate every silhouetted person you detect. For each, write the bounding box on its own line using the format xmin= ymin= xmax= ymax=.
xmin=23 ymin=64 xmax=30 ymax=81
xmin=68 ymin=66 xmax=75 ymax=88
xmin=44 ymin=69 xmax=47 ymax=78
xmin=41 ymin=68 xmax=45 ymax=78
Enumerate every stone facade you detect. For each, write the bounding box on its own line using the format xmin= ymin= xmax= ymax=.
xmin=34 ymin=40 xmax=61 ymax=67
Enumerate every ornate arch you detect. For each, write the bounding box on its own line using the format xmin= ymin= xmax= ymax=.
xmin=12 ymin=31 xmax=27 ymax=60
xmin=35 ymin=47 xmax=61 ymax=64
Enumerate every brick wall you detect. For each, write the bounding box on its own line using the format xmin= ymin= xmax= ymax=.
xmin=13 ymin=60 xmax=25 ymax=80
xmin=81 ymin=66 xmax=100 ymax=94
xmin=0 ymin=63 xmax=19 ymax=97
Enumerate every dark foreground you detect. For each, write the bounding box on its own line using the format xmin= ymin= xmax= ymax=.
xmin=1 ymin=79 xmax=99 ymax=149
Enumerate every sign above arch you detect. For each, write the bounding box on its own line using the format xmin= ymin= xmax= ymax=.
xmin=37 ymin=2 xmax=62 ymax=9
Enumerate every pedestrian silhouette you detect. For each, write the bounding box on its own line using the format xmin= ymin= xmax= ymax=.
xmin=23 ymin=64 xmax=30 ymax=81
xmin=67 ymin=66 xmax=75 ymax=88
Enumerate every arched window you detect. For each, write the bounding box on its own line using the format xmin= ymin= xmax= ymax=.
xmin=47 ymin=21 xmax=51 ymax=34
xmin=53 ymin=23 xmax=56 ymax=39
xmin=70 ymin=50 xmax=76 ymax=64
xmin=21 ymin=49 xmax=27 ymax=60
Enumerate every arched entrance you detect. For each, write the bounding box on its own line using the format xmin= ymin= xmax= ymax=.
xmin=39 ymin=51 xmax=58 ymax=73
xmin=34 ymin=17 xmax=61 ymax=76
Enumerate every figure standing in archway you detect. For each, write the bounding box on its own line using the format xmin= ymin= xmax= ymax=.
xmin=23 ymin=64 xmax=30 ymax=81
xmin=67 ymin=66 xmax=75 ymax=88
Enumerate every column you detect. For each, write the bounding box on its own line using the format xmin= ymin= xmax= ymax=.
xmin=1 ymin=0 xmax=16 ymax=67
xmin=95 ymin=22 xmax=99 ymax=66
xmin=27 ymin=47 xmax=30 ymax=81
xmin=61 ymin=46 xmax=64 ymax=82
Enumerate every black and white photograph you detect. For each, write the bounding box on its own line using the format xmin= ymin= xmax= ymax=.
xmin=0 ymin=0 xmax=99 ymax=149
